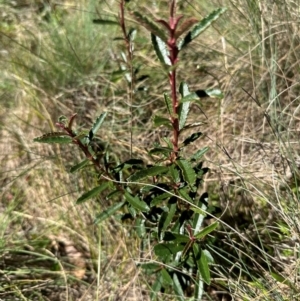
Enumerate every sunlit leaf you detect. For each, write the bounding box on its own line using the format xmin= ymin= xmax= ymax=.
xmin=194 ymin=221 xmax=218 ymax=239
xmin=196 ymin=247 xmax=211 ymax=285
xmin=191 ymin=147 xmax=209 ymax=161
xmin=173 ymin=273 xmax=185 ymax=301
xmin=90 ymin=112 xmax=107 ymax=137
xmin=151 ymin=34 xmax=171 ymax=65
xmin=94 ymin=201 xmax=125 ymax=224
xmin=178 ymin=8 xmax=227 ymax=50
xmin=178 ymin=82 xmax=191 ymax=130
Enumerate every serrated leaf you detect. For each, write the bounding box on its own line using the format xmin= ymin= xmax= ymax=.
xmin=175 ymin=17 xmax=199 ymax=39
xmin=93 ymin=19 xmax=119 ymax=25
xmin=178 ymin=8 xmax=227 ymax=50
xmin=33 ymin=132 xmax=72 ymax=144
xmin=194 ymin=221 xmax=218 ymax=239
xmin=178 ymin=187 xmax=193 ymax=203
xmin=70 ymin=159 xmax=90 ymax=173
xmin=191 ymin=147 xmax=209 ymax=161
xmin=176 ymin=159 xmax=196 ymax=187
xmin=131 ymin=11 xmax=167 ymax=41
xmin=151 ymin=34 xmax=171 ymax=66
xmin=153 ymin=115 xmax=172 ymax=128
xmin=90 ymin=112 xmax=107 ymax=137
xmin=128 ymin=166 xmax=169 ymax=182
xmin=178 ymin=82 xmax=191 ymax=130
xmin=124 ymin=191 xmax=150 ymax=212
xmin=76 ymin=182 xmax=110 ymax=204
xmin=94 ymin=201 xmax=125 ymax=224
xmin=169 ymin=164 xmax=180 ymax=183
xmin=150 ymin=192 xmax=170 ymax=207
xmin=181 ymin=132 xmax=202 ymax=147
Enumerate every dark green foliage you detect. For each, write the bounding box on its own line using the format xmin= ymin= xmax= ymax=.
xmin=33 ymin=1 xmax=225 ymax=299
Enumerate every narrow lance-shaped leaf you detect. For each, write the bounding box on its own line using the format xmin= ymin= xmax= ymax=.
xmin=193 ymin=192 xmax=209 ymax=234
xmin=33 ymin=132 xmax=72 ymax=144
xmin=181 ymin=132 xmax=202 ymax=147
xmin=176 ymin=159 xmax=196 ymax=187
xmin=178 ymin=82 xmax=191 ymax=130
xmin=77 ymin=182 xmax=110 ymax=204
xmin=195 ymin=247 xmax=211 ymax=285
xmin=94 ymin=201 xmax=125 ymax=224
xmin=128 ymin=166 xmax=169 ymax=182
xmin=151 ymin=34 xmax=171 ymax=66
xmin=124 ymin=191 xmax=150 ymax=212
xmin=191 ymin=147 xmax=209 ymax=161
xmin=70 ymin=159 xmax=90 ymax=173
xmin=194 ymin=221 xmax=219 ymax=239
xmin=90 ymin=112 xmax=108 ymax=137
xmin=153 ymin=115 xmax=173 ymax=128
xmin=178 ymin=7 xmax=227 ymax=50
xmin=131 ymin=11 xmax=167 ymax=42
xmin=92 ymin=19 xmax=119 ymax=25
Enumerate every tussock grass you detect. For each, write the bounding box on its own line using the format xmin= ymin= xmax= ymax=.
xmin=1 ymin=0 xmax=300 ymax=300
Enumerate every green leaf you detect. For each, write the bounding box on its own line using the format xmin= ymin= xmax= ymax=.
xmin=163 ymin=232 xmax=189 ymax=243
xmin=180 ymin=92 xmax=199 ymax=103
xmin=33 ymin=132 xmax=72 ymax=144
xmin=70 ymin=159 xmax=90 ymax=173
xmin=191 ymin=147 xmax=209 ymax=161
xmin=128 ymin=166 xmax=169 ymax=182
xmin=158 ymin=202 xmax=176 ymax=240
xmin=164 ymin=93 xmax=173 ymax=116
xmin=178 ymin=82 xmax=191 ymax=130
xmin=154 ymin=243 xmax=184 ymax=257
xmin=150 ymin=192 xmax=170 ymax=207
xmin=205 ymin=88 xmax=224 ymax=98
xmin=181 ymin=132 xmax=202 ymax=147
xmin=176 ymin=159 xmax=196 ymax=187
xmin=90 ymin=112 xmax=107 ymax=136
xmin=150 ymin=275 xmax=162 ymax=300
xmin=131 ymin=11 xmax=167 ymax=41
xmin=178 ymin=8 xmax=227 ymax=50
xmin=194 ymin=221 xmax=219 ymax=239
xmin=93 ymin=19 xmax=119 ymax=25
xmin=169 ymin=164 xmax=180 ymax=183
xmin=194 ymin=271 xmax=204 ymax=301
xmin=94 ymin=201 xmax=125 ymax=224
xmin=161 ymin=268 xmax=173 ymax=286
xmin=76 ymin=182 xmax=110 ymax=204
xmin=196 ymin=247 xmax=211 ymax=285
xmin=202 ymin=249 xmax=214 ymax=263
xmin=148 ymin=147 xmax=173 ymax=157
xmin=140 ymin=262 xmax=160 ymax=273
xmin=151 ymin=34 xmax=171 ymax=65
xmin=178 ymin=187 xmax=193 ymax=203
xmin=124 ymin=191 xmax=150 ymax=212
xmin=193 ymin=193 xmax=209 ymax=233
xmin=173 ymin=273 xmax=185 ymax=301
xmin=153 ymin=115 xmax=172 ymax=128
